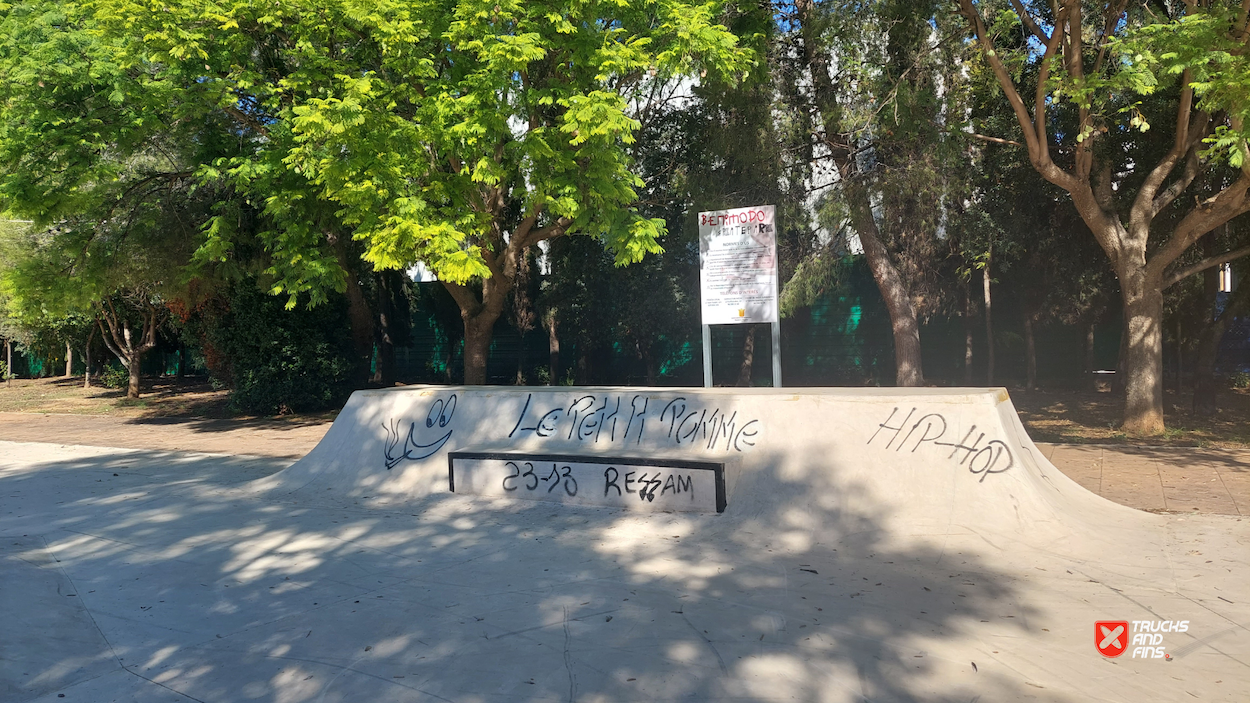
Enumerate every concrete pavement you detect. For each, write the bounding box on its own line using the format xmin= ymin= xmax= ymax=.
xmin=1037 ymin=443 xmax=1249 ymax=516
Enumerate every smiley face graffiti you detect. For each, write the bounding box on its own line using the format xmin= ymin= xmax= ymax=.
xmin=383 ymin=394 xmax=457 ymax=470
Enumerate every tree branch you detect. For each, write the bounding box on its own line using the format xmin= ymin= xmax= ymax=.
xmin=139 ymin=304 xmax=159 ymax=353
xmin=1152 ymin=143 xmax=1202 ymax=217
xmin=1093 ymin=0 xmax=1130 ymax=75
xmin=1130 ymin=72 xmax=1196 ymax=232
xmin=1007 ymin=0 xmax=1047 ymax=42
xmin=1236 ymin=0 xmax=1250 ymax=43
xmin=1164 ymin=245 xmax=1250 ymax=288
xmin=957 ymin=0 xmax=1076 ymax=189
xmin=1069 ymin=1 xmax=1099 ymax=181
xmin=97 ymin=311 xmax=128 ymax=368
xmin=1148 ymin=173 xmax=1250 ymax=275
xmin=441 ymin=280 xmax=482 ymax=317
xmin=222 ymin=104 xmax=270 ymax=138
xmin=970 ymin=133 xmax=1025 ymax=147
xmin=1031 ymin=3 xmax=1069 ymax=159
xmin=523 ymin=217 xmax=571 ymax=249
xmin=1234 ymin=116 xmax=1250 ymax=179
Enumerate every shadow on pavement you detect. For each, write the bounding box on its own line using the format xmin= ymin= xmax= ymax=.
xmin=0 ymin=445 xmax=1065 ymax=702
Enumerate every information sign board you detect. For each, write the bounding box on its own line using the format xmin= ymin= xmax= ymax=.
xmin=698 ymin=205 xmax=778 ymax=325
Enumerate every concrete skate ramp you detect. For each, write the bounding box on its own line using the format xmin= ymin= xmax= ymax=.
xmin=268 ymin=386 xmax=1127 ymax=542
xmin=261 ymin=386 xmax=1249 ymax=695
xmin=2 ymin=387 xmax=1247 ymax=702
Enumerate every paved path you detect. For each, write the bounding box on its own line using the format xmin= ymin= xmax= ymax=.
xmin=1036 ymin=442 xmax=1248 ymax=516
xmin=1 ymin=412 xmax=1246 ymax=515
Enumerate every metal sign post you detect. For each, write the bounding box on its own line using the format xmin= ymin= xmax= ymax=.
xmin=697 ymin=205 xmax=782 ymax=388
xmin=702 ymin=324 xmax=713 ymax=388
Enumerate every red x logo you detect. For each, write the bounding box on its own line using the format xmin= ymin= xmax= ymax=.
xmin=1096 ymin=621 xmax=1129 ymax=657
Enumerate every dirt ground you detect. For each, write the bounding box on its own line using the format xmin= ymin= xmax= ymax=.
xmin=0 ymin=376 xmax=274 ymax=419
xmin=1010 ymin=387 xmax=1250 ymax=448
xmin=0 ymin=377 xmax=334 ymax=458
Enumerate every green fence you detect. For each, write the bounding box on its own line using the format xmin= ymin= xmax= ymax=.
xmin=393 ymin=268 xmax=1125 ymax=388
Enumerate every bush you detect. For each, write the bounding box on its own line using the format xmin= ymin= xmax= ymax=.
xmin=100 ymin=363 xmax=129 ymax=389
xmin=1229 ymin=371 xmax=1250 ymax=390
xmin=192 ymin=279 xmax=359 ymax=414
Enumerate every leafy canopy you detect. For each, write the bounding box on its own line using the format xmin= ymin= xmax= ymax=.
xmin=89 ymin=0 xmax=754 ymax=301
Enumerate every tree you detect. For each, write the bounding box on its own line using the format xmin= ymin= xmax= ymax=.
xmin=0 ymin=1 xmax=226 ymax=397
xmin=680 ymin=29 xmax=799 ymax=386
xmin=94 ymin=0 xmax=754 ymax=384
xmin=1167 ymin=218 xmax=1250 ymax=414
xmin=778 ymin=0 xmax=973 ymax=386
xmin=957 ymin=0 xmax=1250 ymax=433
xmin=0 ymin=195 xmax=200 ymax=396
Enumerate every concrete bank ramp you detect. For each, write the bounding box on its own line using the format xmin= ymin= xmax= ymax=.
xmin=2 ymin=387 xmax=1246 ymax=702
xmin=269 ymin=386 xmax=1131 ymax=543
xmin=258 ymin=386 xmax=1249 ymax=698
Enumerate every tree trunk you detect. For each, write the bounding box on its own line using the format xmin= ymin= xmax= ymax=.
xmin=856 ymin=209 xmax=924 ymax=386
xmin=330 ymin=235 xmax=376 ymax=387
xmin=443 ymin=246 xmax=526 ymax=386
xmin=5 ymin=339 xmax=11 ymax=381
xmin=792 ymin=0 xmax=922 ymax=387
xmin=737 ymin=325 xmax=757 ymax=387
xmin=84 ymin=329 xmax=94 ymax=389
xmin=455 ymin=279 xmax=511 ymax=386
xmin=576 ymin=353 xmax=589 ymax=385
xmin=127 ymin=352 xmax=142 ymax=399
xmin=953 ymin=6 xmax=1250 ymax=434
xmin=373 ymin=269 xmax=403 ymax=386
xmin=1023 ymin=310 xmax=1037 ymax=390
xmin=1175 ymin=317 xmax=1183 ymax=392
xmin=342 ymin=272 xmax=376 ymax=386
xmin=546 ymin=313 xmax=560 ymax=385
xmin=643 ymin=347 xmax=657 ymax=386
xmin=983 ymin=257 xmax=994 ymax=386
xmin=515 ymin=333 xmax=527 ymax=385
xmin=1120 ymin=271 xmax=1166 ymax=435
xmin=65 ymin=341 xmax=73 ymax=378
xmin=1193 ymin=272 xmax=1249 ymax=416
xmin=1084 ymin=322 xmax=1096 ymax=391
xmin=97 ymin=302 xmax=160 ymax=399
xmin=462 ymin=313 xmax=496 ymax=385
xmin=963 ymin=283 xmax=974 ymax=385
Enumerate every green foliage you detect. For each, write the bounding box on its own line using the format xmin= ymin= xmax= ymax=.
xmin=82 ymin=0 xmax=753 ymax=302
xmin=782 ymin=253 xmax=855 ymax=318
xmin=771 ymin=0 xmax=975 ymax=322
xmin=0 ymin=1 xmax=226 ymax=385
xmin=193 ymin=280 xmax=357 ymax=414
xmin=976 ymin=0 xmax=1250 ymax=174
xmin=99 ymin=362 xmax=128 ymax=389
xmin=1112 ymin=4 xmax=1250 ymax=165
xmin=1229 ymin=371 xmax=1250 ymax=390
